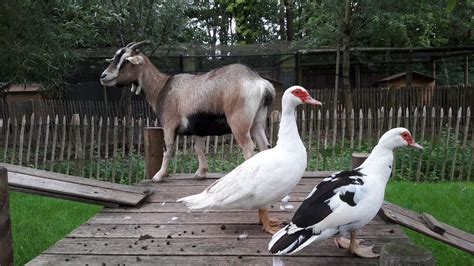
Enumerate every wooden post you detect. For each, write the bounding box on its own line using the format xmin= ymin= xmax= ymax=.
xmin=380 ymin=243 xmax=434 ymax=266
xmin=0 ymin=167 xmax=14 ymax=266
xmin=144 ymin=127 xmax=164 ymax=180
xmin=351 ymin=152 xmax=369 ymax=168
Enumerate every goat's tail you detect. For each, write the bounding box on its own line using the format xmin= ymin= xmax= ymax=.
xmin=259 ymin=79 xmax=276 ymax=107
xmin=268 ymin=224 xmax=320 ymax=255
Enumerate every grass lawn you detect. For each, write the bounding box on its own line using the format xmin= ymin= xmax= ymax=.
xmin=8 ymin=182 xmax=473 ymax=265
xmin=9 ymin=192 xmax=102 ymax=266
xmin=385 ymin=181 xmax=474 ymax=266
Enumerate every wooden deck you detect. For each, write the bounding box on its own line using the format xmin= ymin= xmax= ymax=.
xmin=28 ymin=175 xmax=412 ymax=265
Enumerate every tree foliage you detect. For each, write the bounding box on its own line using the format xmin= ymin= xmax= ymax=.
xmin=0 ymin=0 xmax=471 ymax=94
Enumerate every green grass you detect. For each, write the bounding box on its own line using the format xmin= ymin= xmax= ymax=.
xmin=9 ymin=192 xmax=102 ymax=265
xmin=385 ymin=181 xmax=474 ymax=266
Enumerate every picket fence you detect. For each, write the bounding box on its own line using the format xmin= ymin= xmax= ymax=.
xmin=0 ymin=106 xmax=472 ymax=184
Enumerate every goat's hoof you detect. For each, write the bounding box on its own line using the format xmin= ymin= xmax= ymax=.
xmin=152 ymin=177 xmax=164 ymax=183
xmin=194 ymin=174 xmax=206 ymax=180
xmin=194 ymin=168 xmax=207 ymax=180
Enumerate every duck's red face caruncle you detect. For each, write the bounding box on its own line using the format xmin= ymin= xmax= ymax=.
xmin=291 ymin=88 xmax=322 ymax=106
xmin=401 ymin=131 xmax=423 ymax=149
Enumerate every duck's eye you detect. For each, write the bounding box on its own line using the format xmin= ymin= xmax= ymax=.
xmin=402 ymin=133 xmax=408 ymax=137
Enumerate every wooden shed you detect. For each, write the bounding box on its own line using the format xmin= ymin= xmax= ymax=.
xmin=374 ymin=72 xmax=436 ymax=107
xmin=374 ymin=71 xmax=435 ymax=87
xmin=3 ymin=83 xmax=44 ymax=118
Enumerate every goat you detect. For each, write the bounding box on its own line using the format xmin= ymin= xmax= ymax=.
xmin=100 ymin=41 xmax=275 ymax=182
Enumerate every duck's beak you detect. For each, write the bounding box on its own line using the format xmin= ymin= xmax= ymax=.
xmin=409 ymin=142 xmax=424 ymax=150
xmin=305 ymin=97 xmax=322 ymax=106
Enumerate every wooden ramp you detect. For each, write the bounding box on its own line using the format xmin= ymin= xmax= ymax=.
xmin=2 ymin=164 xmax=150 ymax=207
xmin=28 ymin=174 xmax=415 ymax=265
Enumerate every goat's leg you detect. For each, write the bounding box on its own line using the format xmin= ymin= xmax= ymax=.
xmin=152 ymin=130 xmax=175 ymax=182
xmin=233 ymin=131 xmax=256 ymax=160
xmin=228 ymin=113 xmax=256 ymax=160
xmin=193 ymin=136 xmax=208 ymax=179
xmin=251 ymin=122 xmax=271 ymax=151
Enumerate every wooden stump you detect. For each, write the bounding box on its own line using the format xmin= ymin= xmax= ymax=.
xmin=351 ymin=152 xmax=369 ymax=168
xmin=380 ymin=243 xmax=434 ymax=266
xmin=144 ymin=127 xmax=164 ymax=180
xmin=0 ymin=166 xmax=14 ymax=266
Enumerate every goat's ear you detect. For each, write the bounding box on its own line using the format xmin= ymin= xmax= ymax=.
xmin=125 ymin=55 xmax=144 ymax=65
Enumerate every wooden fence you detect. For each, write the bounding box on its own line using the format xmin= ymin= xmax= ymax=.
xmin=0 ymin=85 xmax=472 ymax=120
xmin=0 ymin=106 xmax=472 ymax=183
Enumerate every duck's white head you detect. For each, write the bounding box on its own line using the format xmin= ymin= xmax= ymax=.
xmin=282 ymin=86 xmax=322 ymax=109
xmin=378 ymin=127 xmax=423 ymax=150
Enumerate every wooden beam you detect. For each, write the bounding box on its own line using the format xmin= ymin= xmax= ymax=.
xmin=144 ymin=127 xmax=164 ymax=180
xmin=0 ymin=167 xmax=14 ymax=266
xmin=381 ymin=201 xmax=474 ymax=255
xmin=380 ymin=243 xmax=434 ymax=265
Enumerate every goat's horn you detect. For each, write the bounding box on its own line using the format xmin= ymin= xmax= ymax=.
xmin=129 ymin=41 xmax=151 ymax=51
xmin=125 ymin=42 xmax=136 ymax=48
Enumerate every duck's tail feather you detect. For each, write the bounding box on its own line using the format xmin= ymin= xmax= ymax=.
xmin=177 ymin=191 xmax=213 ymax=210
xmin=268 ymin=224 xmax=320 ymax=255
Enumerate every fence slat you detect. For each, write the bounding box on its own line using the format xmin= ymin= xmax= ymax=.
xmin=49 ymin=115 xmax=59 ymax=171
xmin=416 ymin=107 xmax=426 ymax=181
xmin=34 ymin=117 xmax=43 ymax=169
xmin=42 ymin=115 xmax=51 ymax=169
xmin=18 ymin=115 xmax=26 ymax=166
xmin=458 ymin=107 xmax=471 ymax=180
xmin=111 ymin=117 xmax=118 ymax=182
xmin=449 ymin=107 xmax=462 ymax=181
xmin=440 ymin=108 xmax=453 ymax=180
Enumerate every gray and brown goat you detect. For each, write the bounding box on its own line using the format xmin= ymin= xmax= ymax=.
xmin=100 ymin=41 xmax=275 ymax=182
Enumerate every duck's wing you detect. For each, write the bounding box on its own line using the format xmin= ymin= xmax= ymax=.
xmin=290 ymin=168 xmax=367 ymax=230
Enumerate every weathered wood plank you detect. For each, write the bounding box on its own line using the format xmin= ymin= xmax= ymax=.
xmin=69 ymin=221 xmax=406 ymax=239
xmin=8 ymin=172 xmax=147 ymax=206
xmin=0 ymin=167 xmax=14 ymax=266
xmin=0 ymin=163 xmax=148 ymax=195
xmin=40 ymin=237 xmax=409 ymax=257
xmin=87 ymin=211 xmax=389 ymax=225
xmin=381 ymin=201 xmax=474 ymax=254
xmin=28 ymin=254 xmax=379 ymax=266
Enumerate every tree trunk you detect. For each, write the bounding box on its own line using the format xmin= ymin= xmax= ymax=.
xmin=342 ymin=0 xmax=354 ymax=136
xmin=284 ymin=0 xmax=294 ymax=41
xmin=278 ymin=0 xmax=286 ymax=40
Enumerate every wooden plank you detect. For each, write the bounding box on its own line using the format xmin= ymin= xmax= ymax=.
xmin=28 ymin=254 xmax=379 ymax=266
xmin=421 ymin=213 xmax=446 ymax=235
xmin=69 ymin=222 xmax=405 ymax=239
xmin=38 ymin=237 xmax=409 ymax=257
xmin=8 ymin=172 xmax=146 ymax=206
xmin=10 ymin=186 xmax=119 ymax=208
xmin=381 ymin=201 xmax=474 ymax=254
xmin=0 ymin=163 xmax=149 ymax=195
xmin=87 ymin=211 xmax=389 ymax=226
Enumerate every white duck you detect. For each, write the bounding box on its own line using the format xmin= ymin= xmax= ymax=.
xmin=268 ymin=127 xmax=423 ymax=257
xmin=177 ymin=86 xmax=322 ymax=234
